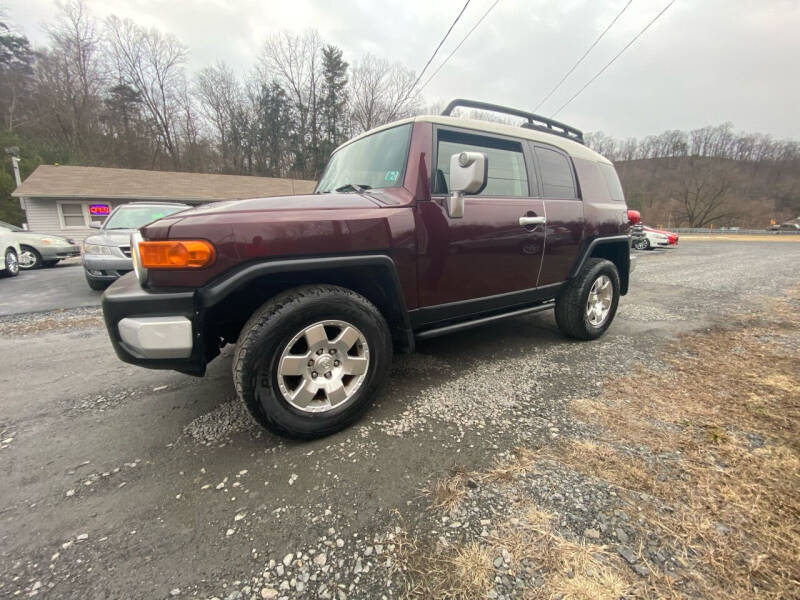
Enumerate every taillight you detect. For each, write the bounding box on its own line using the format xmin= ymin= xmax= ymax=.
xmin=138 ymin=240 xmax=215 ymax=269
xmin=627 ymin=209 xmax=641 ymax=225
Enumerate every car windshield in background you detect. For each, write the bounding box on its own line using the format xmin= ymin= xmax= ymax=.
xmin=315 ymin=124 xmax=412 ymax=194
xmin=103 ymin=206 xmax=186 ymax=230
xmin=0 ymin=220 xmax=24 ymax=232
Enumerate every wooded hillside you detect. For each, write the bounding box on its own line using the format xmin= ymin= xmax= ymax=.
xmin=586 ymin=125 xmax=800 ymax=229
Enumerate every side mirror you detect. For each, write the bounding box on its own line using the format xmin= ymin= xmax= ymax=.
xmin=90 ymin=221 xmax=102 ymax=229
xmin=447 ymin=151 xmax=487 ymax=218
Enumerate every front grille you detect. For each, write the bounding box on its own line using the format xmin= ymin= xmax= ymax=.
xmin=120 ymin=246 xmax=132 ymax=258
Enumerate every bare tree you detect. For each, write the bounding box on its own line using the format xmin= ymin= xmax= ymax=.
xmin=195 ymin=61 xmax=247 ymax=171
xmin=32 ymin=0 xmax=106 ymax=158
xmin=106 ymin=15 xmax=187 ymax=167
xmin=349 ymin=53 xmax=420 ymax=133
xmin=671 ymin=158 xmax=738 ymax=227
xmin=259 ymin=29 xmax=323 ymax=177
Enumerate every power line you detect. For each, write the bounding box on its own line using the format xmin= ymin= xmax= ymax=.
xmin=409 ymin=0 xmax=472 ymax=96
xmin=551 ymin=0 xmax=677 ymax=118
xmin=419 ymin=0 xmax=502 ymax=94
xmin=533 ymin=0 xmax=634 ymax=113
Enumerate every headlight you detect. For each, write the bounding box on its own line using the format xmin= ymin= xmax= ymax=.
xmin=40 ymin=237 xmax=62 ymax=245
xmin=83 ymin=243 xmax=116 ymax=255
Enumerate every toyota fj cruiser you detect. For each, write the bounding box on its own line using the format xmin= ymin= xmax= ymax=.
xmin=102 ymin=99 xmax=636 ymax=439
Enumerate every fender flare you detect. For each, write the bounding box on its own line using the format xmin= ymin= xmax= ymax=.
xmin=197 ymin=254 xmax=415 ymax=351
xmin=568 ymin=235 xmax=631 ymax=295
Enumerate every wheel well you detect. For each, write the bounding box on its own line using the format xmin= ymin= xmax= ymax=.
xmin=201 ymin=264 xmax=413 ymax=356
xmin=588 ymin=241 xmax=630 ymax=295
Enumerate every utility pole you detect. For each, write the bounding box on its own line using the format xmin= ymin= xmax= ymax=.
xmin=5 ymin=147 xmax=24 ymax=211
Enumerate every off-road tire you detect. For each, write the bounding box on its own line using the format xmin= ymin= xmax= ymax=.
xmin=233 ymin=285 xmax=393 ymax=439
xmin=555 ymin=257 xmax=620 ymax=341
xmin=2 ymin=248 xmax=19 ymax=277
xmin=19 ymin=246 xmax=42 ymax=270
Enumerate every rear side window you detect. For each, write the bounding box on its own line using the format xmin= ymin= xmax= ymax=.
xmin=434 ymin=130 xmax=529 ymax=197
xmin=534 ymin=146 xmax=577 ymax=199
xmin=598 ymin=163 xmax=625 ymax=202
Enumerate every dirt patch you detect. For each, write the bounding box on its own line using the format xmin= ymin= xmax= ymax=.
xmin=394 ymin=288 xmax=800 ymax=599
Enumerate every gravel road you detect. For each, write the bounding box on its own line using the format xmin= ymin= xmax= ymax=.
xmin=0 ymin=240 xmax=798 ymax=599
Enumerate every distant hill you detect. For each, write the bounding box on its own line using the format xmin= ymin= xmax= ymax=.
xmin=584 ymin=125 xmax=800 ymax=229
xmin=614 ymin=156 xmax=799 ymax=229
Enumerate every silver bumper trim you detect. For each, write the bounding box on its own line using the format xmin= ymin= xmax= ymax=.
xmin=118 ymin=316 xmax=193 ymax=359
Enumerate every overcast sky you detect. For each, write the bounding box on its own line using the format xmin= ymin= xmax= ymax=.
xmin=4 ymin=0 xmax=800 ymax=139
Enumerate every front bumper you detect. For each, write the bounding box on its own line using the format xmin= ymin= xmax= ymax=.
xmin=40 ymin=244 xmax=81 ymax=260
xmin=102 ymin=273 xmax=206 ymax=375
xmin=84 ymin=254 xmax=134 ymax=280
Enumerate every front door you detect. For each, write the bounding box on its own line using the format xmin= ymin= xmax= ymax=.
xmin=416 ymin=127 xmax=546 ymax=311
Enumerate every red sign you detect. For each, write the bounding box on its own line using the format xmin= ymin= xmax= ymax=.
xmin=90 ymin=204 xmax=110 ymax=215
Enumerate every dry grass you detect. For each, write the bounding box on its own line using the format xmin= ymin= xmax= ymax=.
xmin=429 ymin=447 xmax=539 ymax=511
xmin=399 ymin=288 xmax=800 ymax=599
xmin=555 ymin=289 xmax=800 ymax=598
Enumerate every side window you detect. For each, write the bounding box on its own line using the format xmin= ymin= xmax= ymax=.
xmin=534 ymin=146 xmax=577 ymax=199
xmin=59 ymin=203 xmax=88 ymax=228
xmin=434 ymin=130 xmax=529 ymax=197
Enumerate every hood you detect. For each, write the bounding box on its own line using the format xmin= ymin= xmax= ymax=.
xmin=84 ymin=230 xmax=135 ymax=247
xmin=14 ymin=230 xmax=73 ymax=243
xmin=171 ymin=193 xmax=383 ymax=218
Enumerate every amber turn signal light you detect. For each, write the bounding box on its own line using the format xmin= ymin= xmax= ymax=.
xmin=138 ymin=240 xmax=215 ymax=269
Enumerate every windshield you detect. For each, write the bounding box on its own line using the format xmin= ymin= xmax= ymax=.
xmin=0 ymin=220 xmax=23 ymax=232
xmin=316 ymin=124 xmax=412 ymax=194
xmin=103 ymin=205 xmax=186 ymax=230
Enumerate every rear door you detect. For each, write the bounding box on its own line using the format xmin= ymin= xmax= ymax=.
xmin=416 ymin=127 xmax=546 ymax=309
xmin=529 ymin=142 xmax=584 ymax=286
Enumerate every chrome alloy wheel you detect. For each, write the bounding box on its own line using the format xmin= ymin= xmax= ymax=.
xmin=586 ymin=274 xmax=613 ymax=326
xmin=18 ymin=249 xmax=36 ymax=269
xmin=5 ymin=251 xmax=19 ymax=275
xmin=275 ymin=320 xmax=370 ymax=413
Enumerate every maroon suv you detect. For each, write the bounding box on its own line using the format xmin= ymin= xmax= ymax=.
xmin=103 ymin=99 xmax=635 ymax=439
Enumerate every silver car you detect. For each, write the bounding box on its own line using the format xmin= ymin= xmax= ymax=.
xmin=0 ymin=220 xmax=80 ymax=270
xmin=82 ymin=202 xmax=189 ymax=290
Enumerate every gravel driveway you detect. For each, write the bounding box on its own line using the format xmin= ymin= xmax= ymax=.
xmin=0 ymin=240 xmax=798 ymax=599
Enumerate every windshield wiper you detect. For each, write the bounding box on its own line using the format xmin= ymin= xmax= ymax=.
xmin=334 ymin=183 xmax=372 ymax=193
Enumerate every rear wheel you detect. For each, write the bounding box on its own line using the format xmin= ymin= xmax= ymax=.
xmin=233 ymin=285 xmax=393 ymax=439
xmin=2 ymin=249 xmax=19 ymax=277
xmin=555 ymin=258 xmax=620 ymax=340
xmin=19 ymin=246 xmax=42 ymax=270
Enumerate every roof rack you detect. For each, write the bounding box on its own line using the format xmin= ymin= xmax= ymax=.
xmin=440 ymin=99 xmax=584 ymax=145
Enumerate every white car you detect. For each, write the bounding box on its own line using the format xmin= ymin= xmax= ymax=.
xmin=633 ymin=225 xmax=679 ymax=250
xmin=0 ymin=227 xmax=22 ymax=278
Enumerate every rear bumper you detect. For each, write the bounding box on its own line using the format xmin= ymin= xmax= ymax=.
xmin=102 ymin=273 xmax=206 ymax=375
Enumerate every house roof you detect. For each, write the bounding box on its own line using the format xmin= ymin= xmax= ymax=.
xmin=12 ymin=165 xmax=317 ymax=201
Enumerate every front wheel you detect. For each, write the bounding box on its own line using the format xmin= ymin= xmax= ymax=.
xmin=2 ymin=249 xmax=20 ymax=277
xmin=634 ymin=238 xmax=650 ymax=251
xmin=233 ymin=285 xmax=393 ymax=439
xmin=555 ymin=258 xmax=620 ymax=340
xmin=19 ymin=246 xmax=42 ymax=270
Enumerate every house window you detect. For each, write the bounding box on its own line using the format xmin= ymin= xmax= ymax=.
xmin=59 ymin=203 xmax=88 ymax=228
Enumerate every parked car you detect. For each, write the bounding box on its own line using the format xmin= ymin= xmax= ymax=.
xmin=0 ymin=220 xmax=80 ymax=269
xmin=0 ymin=226 xmax=21 ymax=278
xmin=102 ymin=98 xmax=636 ymax=439
xmin=633 ymin=225 xmax=678 ymax=250
xmin=82 ymin=202 xmax=189 ymax=290
xmin=767 ymin=221 xmax=800 ymax=231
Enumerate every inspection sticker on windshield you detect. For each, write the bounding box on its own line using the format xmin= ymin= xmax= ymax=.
xmin=384 ymin=170 xmax=400 ymax=182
